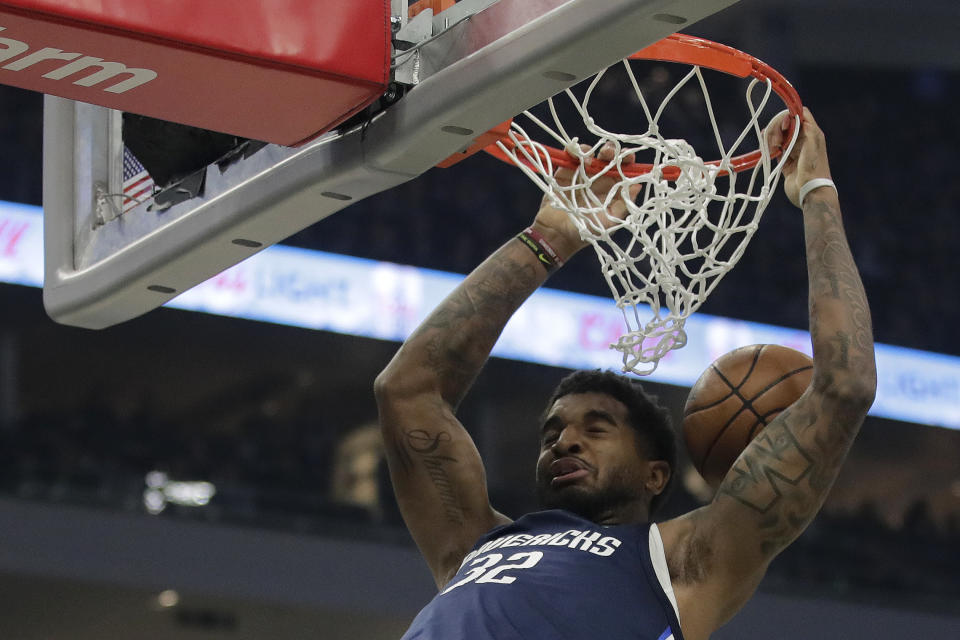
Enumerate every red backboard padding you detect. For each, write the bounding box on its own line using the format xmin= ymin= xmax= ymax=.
xmin=0 ymin=0 xmax=391 ymax=145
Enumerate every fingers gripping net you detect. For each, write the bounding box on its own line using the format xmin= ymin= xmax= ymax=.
xmin=495 ymin=46 xmax=800 ymax=375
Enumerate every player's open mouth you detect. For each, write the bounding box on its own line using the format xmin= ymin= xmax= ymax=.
xmin=550 ymin=458 xmax=590 ymax=486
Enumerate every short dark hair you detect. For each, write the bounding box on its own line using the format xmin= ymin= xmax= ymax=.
xmin=544 ymin=369 xmax=677 ymax=517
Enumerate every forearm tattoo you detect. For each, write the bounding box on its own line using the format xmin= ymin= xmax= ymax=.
xmin=805 ymin=200 xmax=874 ymax=375
xmin=413 ymin=249 xmax=540 ymax=407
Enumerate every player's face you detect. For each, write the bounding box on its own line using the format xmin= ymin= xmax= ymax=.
xmin=535 ymin=392 xmax=654 ymax=523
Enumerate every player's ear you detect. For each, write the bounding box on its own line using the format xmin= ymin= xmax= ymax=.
xmin=645 ymin=460 xmax=670 ymax=496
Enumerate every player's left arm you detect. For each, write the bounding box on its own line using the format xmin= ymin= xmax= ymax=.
xmin=659 ymin=109 xmax=878 ymax=640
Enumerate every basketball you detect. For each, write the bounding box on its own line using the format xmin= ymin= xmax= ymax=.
xmin=682 ymin=344 xmax=814 ymax=489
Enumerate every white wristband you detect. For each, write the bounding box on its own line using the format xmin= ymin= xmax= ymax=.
xmin=799 ymin=178 xmax=837 ymax=206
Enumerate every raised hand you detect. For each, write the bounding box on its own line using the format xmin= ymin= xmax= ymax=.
xmin=767 ymin=107 xmax=834 ymax=208
xmin=531 ymin=142 xmax=640 ymax=261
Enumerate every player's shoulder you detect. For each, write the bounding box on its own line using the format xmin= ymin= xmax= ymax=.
xmin=655 ymin=508 xmax=698 ymax=541
xmin=491 ymin=509 xmax=514 ymax=529
xmin=436 ymin=509 xmax=513 ymax=587
xmin=655 ymin=507 xmax=713 ymax=585
xmin=657 ymin=505 xmax=776 ymax=640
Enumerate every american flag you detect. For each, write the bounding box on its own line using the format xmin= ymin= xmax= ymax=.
xmin=122 ymin=147 xmax=155 ymax=214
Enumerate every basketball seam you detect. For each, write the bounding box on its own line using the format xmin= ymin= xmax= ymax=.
xmin=695 ymin=347 xmax=762 ymax=472
xmin=750 ymin=365 xmax=814 ymax=404
xmin=743 ymin=364 xmax=812 ymax=439
xmin=699 ymin=358 xmax=813 ymax=473
xmin=684 ymin=348 xmax=762 ymax=415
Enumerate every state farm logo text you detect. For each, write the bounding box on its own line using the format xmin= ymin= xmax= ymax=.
xmin=0 ymin=25 xmax=156 ymax=94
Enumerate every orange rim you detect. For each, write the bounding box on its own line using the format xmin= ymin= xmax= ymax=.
xmin=481 ymin=34 xmax=803 ymax=179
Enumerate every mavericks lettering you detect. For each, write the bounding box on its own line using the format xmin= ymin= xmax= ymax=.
xmin=460 ymin=528 xmax=623 ymax=567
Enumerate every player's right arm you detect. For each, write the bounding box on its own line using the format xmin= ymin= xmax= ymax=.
xmin=375 ymin=215 xmax=590 ymax=588
xmin=374 ymin=239 xmax=540 ymax=587
xmin=376 ymin=146 xmax=630 ymax=588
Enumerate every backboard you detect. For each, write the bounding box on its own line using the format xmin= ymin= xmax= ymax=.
xmin=42 ymin=0 xmax=740 ymax=328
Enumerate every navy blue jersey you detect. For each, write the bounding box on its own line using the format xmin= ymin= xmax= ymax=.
xmin=401 ymin=510 xmax=684 ymax=640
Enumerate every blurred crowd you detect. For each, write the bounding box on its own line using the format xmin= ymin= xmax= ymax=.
xmin=1 ymin=406 xmax=957 ymax=603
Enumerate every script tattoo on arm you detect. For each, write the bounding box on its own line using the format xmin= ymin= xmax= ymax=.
xmin=403 ymin=428 xmax=464 ymax=524
xmin=375 ymin=238 xmax=551 ymax=582
xmin=383 ymin=248 xmax=541 ymax=519
xmin=717 ymin=197 xmax=876 ymax=556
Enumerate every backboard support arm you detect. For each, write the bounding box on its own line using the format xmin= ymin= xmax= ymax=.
xmin=43 ymin=0 xmax=740 ymax=328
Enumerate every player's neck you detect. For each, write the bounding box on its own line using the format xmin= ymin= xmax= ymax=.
xmin=580 ymin=501 xmax=650 ymax=527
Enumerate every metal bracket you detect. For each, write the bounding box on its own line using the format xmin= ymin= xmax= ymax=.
xmin=393 ymin=8 xmax=434 ymax=85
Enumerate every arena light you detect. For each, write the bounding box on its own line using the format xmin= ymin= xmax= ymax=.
xmin=1 ymin=201 xmax=958 ymax=430
xmin=143 ymin=470 xmax=216 ymax=514
xmin=156 ymin=589 xmax=180 ymax=609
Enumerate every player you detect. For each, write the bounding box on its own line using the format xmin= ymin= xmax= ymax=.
xmin=374 ymin=108 xmax=877 ymax=640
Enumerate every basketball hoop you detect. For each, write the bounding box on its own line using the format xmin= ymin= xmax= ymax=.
xmin=483 ymin=34 xmax=802 ymax=375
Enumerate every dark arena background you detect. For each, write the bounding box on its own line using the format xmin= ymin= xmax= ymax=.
xmin=0 ymin=1 xmax=958 ymax=638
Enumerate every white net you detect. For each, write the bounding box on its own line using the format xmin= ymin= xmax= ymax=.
xmin=497 ymin=58 xmax=799 ymax=375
